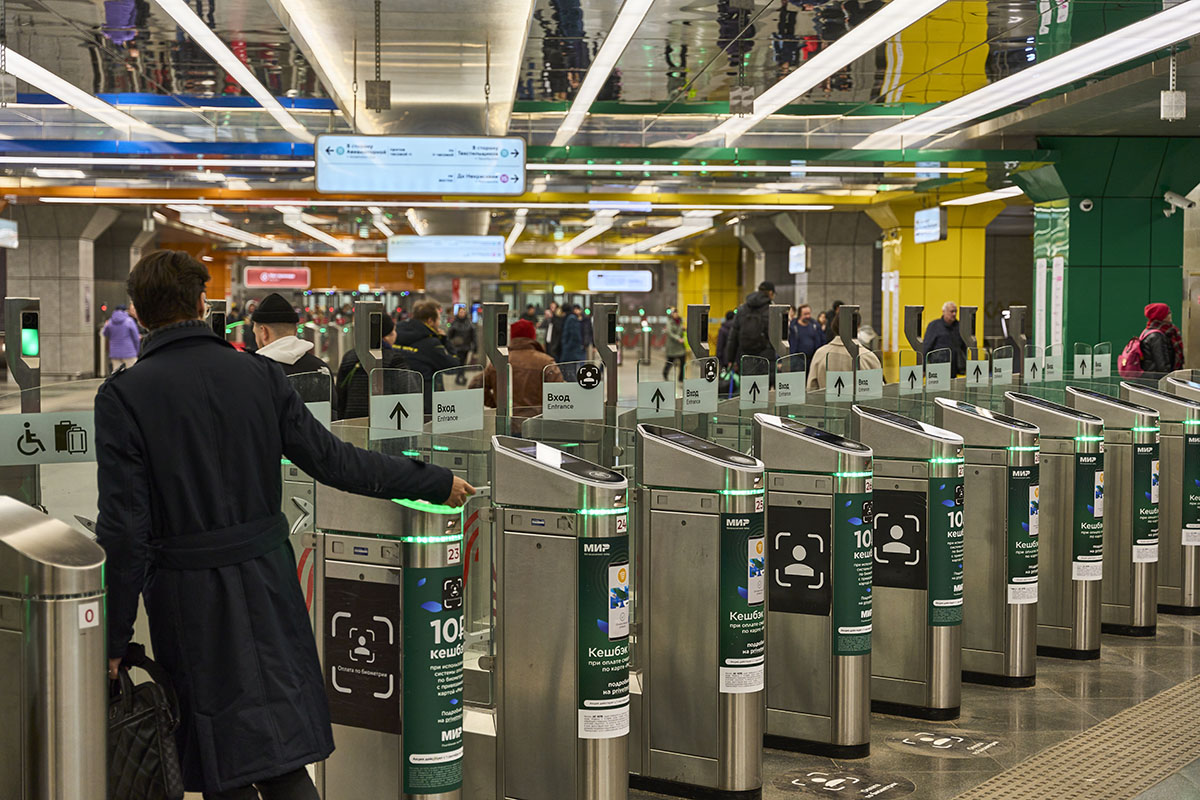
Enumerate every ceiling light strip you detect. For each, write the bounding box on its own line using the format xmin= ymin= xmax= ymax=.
xmin=151 ymin=0 xmax=314 ymax=143
xmin=618 ymin=219 xmax=712 ymax=254
xmin=367 ymin=206 xmax=394 ymax=237
xmin=0 ymin=156 xmax=315 ymax=168
xmin=1 ymin=48 xmax=188 ymax=142
xmin=278 ymin=207 xmax=352 ymax=253
xmin=550 ymin=0 xmax=657 ymax=147
xmin=941 ymin=186 xmax=1024 ymax=206
xmin=559 ymin=216 xmax=617 ymax=255
xmin=856 ymin=1 xmax=1200 ymax=149
xmin=37 ymin=197 xmax=837 ymax=212
xmin=505 ymin=209 xmax=528 ymax=254
xmin=530 ymin=163 xmax=972 ymax=174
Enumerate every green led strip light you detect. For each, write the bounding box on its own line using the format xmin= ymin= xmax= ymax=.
xmin=930 ymin=456 xmax=965 ymax=465
xmin=1074 ymin=435 xmax=1105 ymax=442
xmin=1132 ymin=426 xmax=1161 ymax=433
xmin=392 ymin=498 xmax=464 ymax=516
xmin=1007 ymin=445 xmax=1040 ymax=452
xmin=579 ymin=505 xmax=630 ymax=516
xmin=720 ymin=488 xmax=766 ymax=496
xmin=432 ymin=445 xmax=450 ymax=451
xmin=402 ymin=449 xmax=422 ymax=458
xmin=1184 ymin=420 xmax=1200 ymax=426
xmin=834 ymin=471 xmax=874 ymax=478
xmin=399 ymin=534 xmax=465 ymax=544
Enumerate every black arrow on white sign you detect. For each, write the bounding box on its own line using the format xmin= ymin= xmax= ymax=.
xmin=907 ymin=371 xmax=918 ymax=389
xmin=972 ymin=365 xmax=983 ymax=382
xmin=389 ymin=401 xmax=409 ymax=429
xmin=651 ymin=387 xmax=666 ymax=412
xmin=833 ymin=376 xmax=846 ymax=397
xmin=748 ymin=381 xmax=762 ymax=402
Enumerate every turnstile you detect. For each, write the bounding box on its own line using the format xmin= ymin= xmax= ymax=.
xmin=1119 ymin=382 xmax=1200 ymax=616
xmin=752 ymin=414 xmax=872 ymax=758
xmin=313 ymin=485 xmax=465 ymax=800
xmin=934 ymin=398 xmax=1040 ymax=687
xmin=0 ymin=497 xmax=107 ymax=800
xmin=633 ymin=424 xmax=765 ymax=798
xmin=1005 ymin=393 xmax=1104 ymax=659
xmin=1066 ymin=387 xmax=1160 ymax=636
xmin=849 ymin=406 xmax=963 ymax=720
xmin=466 ymin=436 xmax=629 ymax=800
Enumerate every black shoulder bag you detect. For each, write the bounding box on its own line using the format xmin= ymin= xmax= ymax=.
xmin=108 ymin=642 xmax=185 ymax=800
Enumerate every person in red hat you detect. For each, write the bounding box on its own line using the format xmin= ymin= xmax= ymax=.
xmin=471 ymin=318 xmax=563 ymax=433
xmin=1140 ymin=302 xmax=1184 ymax=373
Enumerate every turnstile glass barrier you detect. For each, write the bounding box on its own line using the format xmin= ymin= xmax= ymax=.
xmin=752 ymin=413 xmax=873 ymax=758
xmin=632 ymin=423 xmax=765 ymax=797
xmin=849 ymin=405 xmax=964 ymax=720
xmin=1118 ymin=382 xmax=1200 ymax=616
xmin=285 ymin=371 xmax=335 ymax=630
xmin=1066 ymin=386 xmax=1161 ymax=636
xmin=1004 ymin=392 xmax=1104 ymax=659
xmin=519 ymin=359 xmax=616 ymax=467
xmin=934 ymin=398 xmax=1040 ymax=687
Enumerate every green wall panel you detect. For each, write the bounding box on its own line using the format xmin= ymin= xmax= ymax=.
xmin=1151 ymin=208 xmax=1184 ymax=267
xmin=1065 ymin=268 xmax=1101 ymax=347
xmin=1067 ymin=202 xmax=1100 ymax=264
xmin=1150 ymin=268 xmax=1183 ymax=322
xmin=1100 ymin=198 xmax=1149 ymax=267
xmin=1108 ymin=139 xmax=1168 ymax=198
xmin=1099 ymin=267 xmax=1151 ymax=346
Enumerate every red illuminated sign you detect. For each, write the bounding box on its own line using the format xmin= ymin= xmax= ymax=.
xmin=244 ymin=267 xmax=312 ymax=289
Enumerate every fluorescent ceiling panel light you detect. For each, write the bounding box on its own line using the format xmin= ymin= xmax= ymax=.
xmin=168 ymin=204 xmax=230 ymax=222
xmin=179 ymin=214 xmax=291 ymax=251
xmin=150 ymin=0 xmax=313 ymax=143
xmin=857 ymin=1 xmax=1200 ymax=150
xmin=367 ymin=206 xmax=394 ymax=238
xmin=619 ymin=218 xmax=712 ymax=255
xmin=506 ymin=208 xmax=528 ymax=254
xmin=0 ymin=156 xmax=315 ymax=168
xmin=559 ymin=210 xmax=618 ymax=255
xmin=191 ymin=171 xmax=226 ymax=183
xmin=550 ymin=0 xmax=656 ymax=147
xmin=530 ymin=163 xmax=972 ymax=175
xmin=1 ymin=47 xmax=188 ymax=142
xmin=278 ymin=206 xmax=352 ymax=253
xmin=36 ymin=197 xmax=835 ymax=212
xmin=226 ymin=179 xmax=253 ymax=192
xmin=523 ymin=258 xmax=661 ymax=264
xmin=940 ymin=186 xmax=1024 ymax=206
xmin=657 ymin=0 xmax=949 ymax=147
xmin=32 ymin=168 xmax=86 ymax=179
xmin=247 ymin=255 xmax=388 ymax=262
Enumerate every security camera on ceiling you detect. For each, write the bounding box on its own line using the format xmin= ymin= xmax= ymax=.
xmin=1163 ymin=191 xmax=1196 ymax=217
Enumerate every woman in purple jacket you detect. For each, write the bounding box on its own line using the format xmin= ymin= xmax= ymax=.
xmin=102 ymin=305 xmax=142 ymax=372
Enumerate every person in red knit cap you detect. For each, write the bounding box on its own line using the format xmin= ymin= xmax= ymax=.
xmin=1140 ymin=302 xmax=1184 ymax=373
xmin=471 ymin=318 xmax=564 ymax=432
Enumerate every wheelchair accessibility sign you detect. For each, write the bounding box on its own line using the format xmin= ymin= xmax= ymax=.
xmin=0 ymin=412 xmax=95 ymax=465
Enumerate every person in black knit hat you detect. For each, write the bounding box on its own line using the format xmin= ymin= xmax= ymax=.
xmin=252 ymin=293 xmax=330 ymax=377
xmin=334 ymin=311 xmax=405 ymax=419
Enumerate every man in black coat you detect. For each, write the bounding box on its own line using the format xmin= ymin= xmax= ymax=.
xmin=724 ymin=281 xmax=777 ymax=368
xmin=393 ymin=299 xmax=461 ymax=412
xmin=923 ymin=300 xmax=968 ymax=377
xmin=96 ymin=250 xmax=474 ymax=800
xmin=252 ymin=292 xmax=330 ymax=377
xmin=334 ymin=312 xmax=404 ymax=420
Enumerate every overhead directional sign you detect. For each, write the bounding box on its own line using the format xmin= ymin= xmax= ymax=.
xmin=775 ymin=370 xmax=806 ymax=406
xmin=1025 ymin=355 xmax=1042 ymax=384
xmin=370 ymin=393 xmax=423 ymax=437
xmin=0 ymin=412 xmax=95 ymax=465
xmin=740 ymin=375 xmax=768 ymax=409
xmin=315 ymin=134 xmax=526 ymax=195
xmin=387 ymin=235 xmax=506 ymax=264
xmin=966 ymin=360 xmax=989 ymax=387
xmin=638 ymin=381 xmax=675 ymax=419
xmin=899 ymin=365 xmax=923 ymax=396
xmin=826 ymin=371 xmax=852 ymax=402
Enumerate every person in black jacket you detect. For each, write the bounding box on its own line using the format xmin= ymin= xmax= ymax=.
xmin=724 ymin=281 xmax=777 ymax=368
xmin=334 ymin=313 xmax=403 ymax=420
xmin=716 ymin=310 xmax=736 ymax=367
xmin=922 ymin=301 xmax=968 ymax=377
xmin=96 ymin=250 xmax=474 ymax=800
xmin=394 ymin=300 xmax=461 ymax=412
xmin=447 ymin=306 xmax=477 ymax=384
xmin=252 ymin=293 xmax=330 ymax=377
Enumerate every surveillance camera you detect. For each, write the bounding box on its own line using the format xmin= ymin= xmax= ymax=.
xmin=1165 ymin=191 xmax=1195 ymax=209
xmin=1079 ymin=198 xmax=1094 ymax=212
xmin=1166 ymin=207 xmax=1177 ymax=218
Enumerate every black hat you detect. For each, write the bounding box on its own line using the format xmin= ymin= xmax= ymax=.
xmin=758 ymin=280 xmax=775 ymax=293
xmin=381 ymin=314 xmax=395 ymax=338
xmin=252 ymin=293 xmax=299 ymax=325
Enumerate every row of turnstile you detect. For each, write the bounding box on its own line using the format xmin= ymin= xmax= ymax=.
xmin=278 ymin=371 xmax=1200 ymax=800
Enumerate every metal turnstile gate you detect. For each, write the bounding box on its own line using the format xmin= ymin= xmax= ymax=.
xmin=850 ymin=406 xmax=964 ymax=720
xmin=633 ymin=424 xmax=765 ymax=798
xmin=313 ymin=485 xmax=465 ymax=800
xmin=1119 ymin=382 xmax=1200 ymax=616
xmin=1005 ymin=392 xmax=1104 ymax=659
xmin=934 ymin=398 xmax=1040 ymax=687
xmin=1067 ymin=387 xmax=1161 ymax=636
xmin=466 ymin=436 xmax=630 ymax=800
xmin=752 ymin=414 xmax=872 ymax=757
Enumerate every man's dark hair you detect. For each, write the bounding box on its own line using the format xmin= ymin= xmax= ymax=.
xmin=758 ymin=280 xmax=775 ymax=293
xmin=831 ymin=310 xmax=861 ymax=338
xmin=412 ymin=300 xmax=441 ymax=324
xmin=725 ymin=310 xmax=735 ymax=321
xmin=126 ymin=249 xmax=210 ymax=330
xmin=831 ymin=300 xmax=845 ymax=311
xmin=799 ymin=303 xmax=811 ymax=312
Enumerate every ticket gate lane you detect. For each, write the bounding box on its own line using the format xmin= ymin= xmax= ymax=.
xmin=1004 ymin=392 xmax=1105 ymax=659
xmin=1066 ymin=387 xmax=1161 ymax=636
xmin=1159 ymin=375 xmax=1200 ymax=612
xmin=849 ymin=406 xmax=964 ymax=720
xmin=633 ymin=424 xmax=765 ymax=799
xmin=934 ymin=398 xmax=1040 ymax=687
xmin=1119 ymin=382 xmax=1200 ymax=616
xmin=751 ymin=413 xmax=872 ymax=758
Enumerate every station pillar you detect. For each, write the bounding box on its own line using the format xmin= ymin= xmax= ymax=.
xmin=867 ymin=199 xmax=1003 ymax=381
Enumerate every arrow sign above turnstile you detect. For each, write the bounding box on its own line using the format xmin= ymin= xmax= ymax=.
xmin=826 ymin=371 xmax=852 ymax=402
xmin=966 ymin=360 xmax=989 ymax=387
xmin=899 ymin=365 xmax=923 ymax=395
xmin=740 ymin=375 xmax=768 ymax=409
xmin=1025 ymin=355 xmax=1042 ymax=384
xmin=370 ymin=393 xmax=423 ymax=437
xmin=638 ymin=380 xmax=676 ymax=419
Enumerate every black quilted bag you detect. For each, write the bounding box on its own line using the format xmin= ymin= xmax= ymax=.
xmin=108 ymin=643 xmax=185 ymax=800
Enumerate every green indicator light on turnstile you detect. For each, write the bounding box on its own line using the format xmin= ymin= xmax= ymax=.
xmin=432 ymin=445 xmax=450 ymax=451
xmin=20 ymin=328 xmax=38 ymax=357
xmin=719 ymin=488 xmax=766 ymax=496
xmin=560 ymin=443 xmax=580 ymax=448
xmin=1132 ymin=426 xmax=1161 ymax=433
xmin=834 ymin=471 xmax=874 ymax=478
xmin=578 ymin=505 xmax=630 ymax=516
xmin=929 ymin=456 xmax=965 ymax=464
xmin=392 ymin=498 xmax=465 ymax=517
xmin=1185 ymin=420 xmax=1200 ymax=426
xmin=1074 ymin=435 xmax=1106 ymax=442
xmin=225 ymin=320 xmax=246 ymax=333
xmin=1007 ymin=446 xmax=1040 ymax=452
xmin=402 ymin=449 xmax=422 ymax=458
xmin=400 ymin=534 xmax=465 ymax=543
xmin=320 ymin=327 xmax=327 ymax=333
xmin=281 ymin=458 xmax=293 ymax=465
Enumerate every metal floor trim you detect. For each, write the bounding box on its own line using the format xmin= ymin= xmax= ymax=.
xmin=954 ymin=674 xmax=1200 ymax=799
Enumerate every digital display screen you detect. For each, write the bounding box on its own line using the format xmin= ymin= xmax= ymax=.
xmin=20 ymin=312 xmax=38 ymax=357
xmin=698 ymin=313 xmax=708 ymax=342
xmin=315 ymin=134 xmax=526 ymax=195
xmin=369 ymin=313 xmax=382 ymax=349
xmin=497 ymin=314 xmax=508 ymax=346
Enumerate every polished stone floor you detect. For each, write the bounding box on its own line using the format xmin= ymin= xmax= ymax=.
xmin=632 ymin=613 xmax=1200 ymax=800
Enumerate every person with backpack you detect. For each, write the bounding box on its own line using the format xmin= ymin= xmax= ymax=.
xmin=1121 ymin=302 xmax=1184 ymax=377
xmin=724 ymin=281 xmax=777 ymax=369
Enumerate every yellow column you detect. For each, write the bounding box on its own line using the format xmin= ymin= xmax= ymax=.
xmin=683 ymin=237 xmax=742 ymax=346
xmin=868 ymin=200 xmax=1004 ymax=381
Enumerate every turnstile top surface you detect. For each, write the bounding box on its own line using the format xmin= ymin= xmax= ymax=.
xmin=637 ymin=423 xmax=763 ymax=491
xmin=1066 ymin=386 xmax=1159 ymax=429
xmin=0 ymin=496 xmax=105 ymax=597
xmin=1005 ymin=392 xmax=1103 ymax=439
xmin=752 ymin=412 xmax=872 ymax=474
xmin=934 ymin=397 xmax=1039 ymax=444
xmin=492 ymin=434 xmax=628 ymax=512
xmin=1163 ymin=376 xmax=1200 ymax=403
xmin=315 ymin=483 xmax=458 ymax=539
xmin=850 ymin=404 xmax=963 ymax=461
xmin=1119 ymin=381 xmax=1200 ymax=423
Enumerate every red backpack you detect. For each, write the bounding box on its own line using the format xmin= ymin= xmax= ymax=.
xmin=1118 ymin=330 xmax=1152 ymax=378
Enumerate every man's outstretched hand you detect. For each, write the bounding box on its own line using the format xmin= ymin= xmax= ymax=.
xmin=445 ymin=476 xmax=476 ymax=508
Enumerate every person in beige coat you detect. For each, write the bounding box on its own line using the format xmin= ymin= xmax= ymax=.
xmin=808 ymin=308 xmax=883 ymax=391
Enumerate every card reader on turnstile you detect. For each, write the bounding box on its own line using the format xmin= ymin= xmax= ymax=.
xmin=934 ymin=398 xmax=1040 ymax=687
xmin=849 ymin=406 xmax=963 ymax=720
xmin=1119 ymin=382 xmax=1200 ymax=616
xmin=633 ymin=424 xmax=765 ymax=799
xmin=752 ymin=414 xmax=873 ymax=758
xmin=1066 ymin=387 xmax=1160 ymax=636
xmin=464 ymin=437 xmax=629 ymax=800
xmin=1005 ymin=393 xmax=1104 ymax=659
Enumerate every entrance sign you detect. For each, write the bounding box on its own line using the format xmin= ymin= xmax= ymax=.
xmin=387 ymin=235 xmax=505 ymax=264
xmin=370 ymin=393 xmax=423 ymax=436
xmin=683 ymin=374 xmax=718 ymax=414
xmin=316 ymin=134 xmax=526 ymax=195
xmin=925 ymin=362 xmax=951 ymax=393
xmin=775 ymin=371 xmax=806 ymax=405
xmin=856 ymin=369 xmax=883 ymax=400
xmin=992 ymin=357 xmax=1013 ymax=386
xmin=431 ymin=388 xmax=484 ymax=433
xmin=544 ymin=381 xmax=604 ymax=421
xmin=0 ymin=411 xmax=94 ymax=465
xmin=1025 ymin=355 xmax=1042 ymax=384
